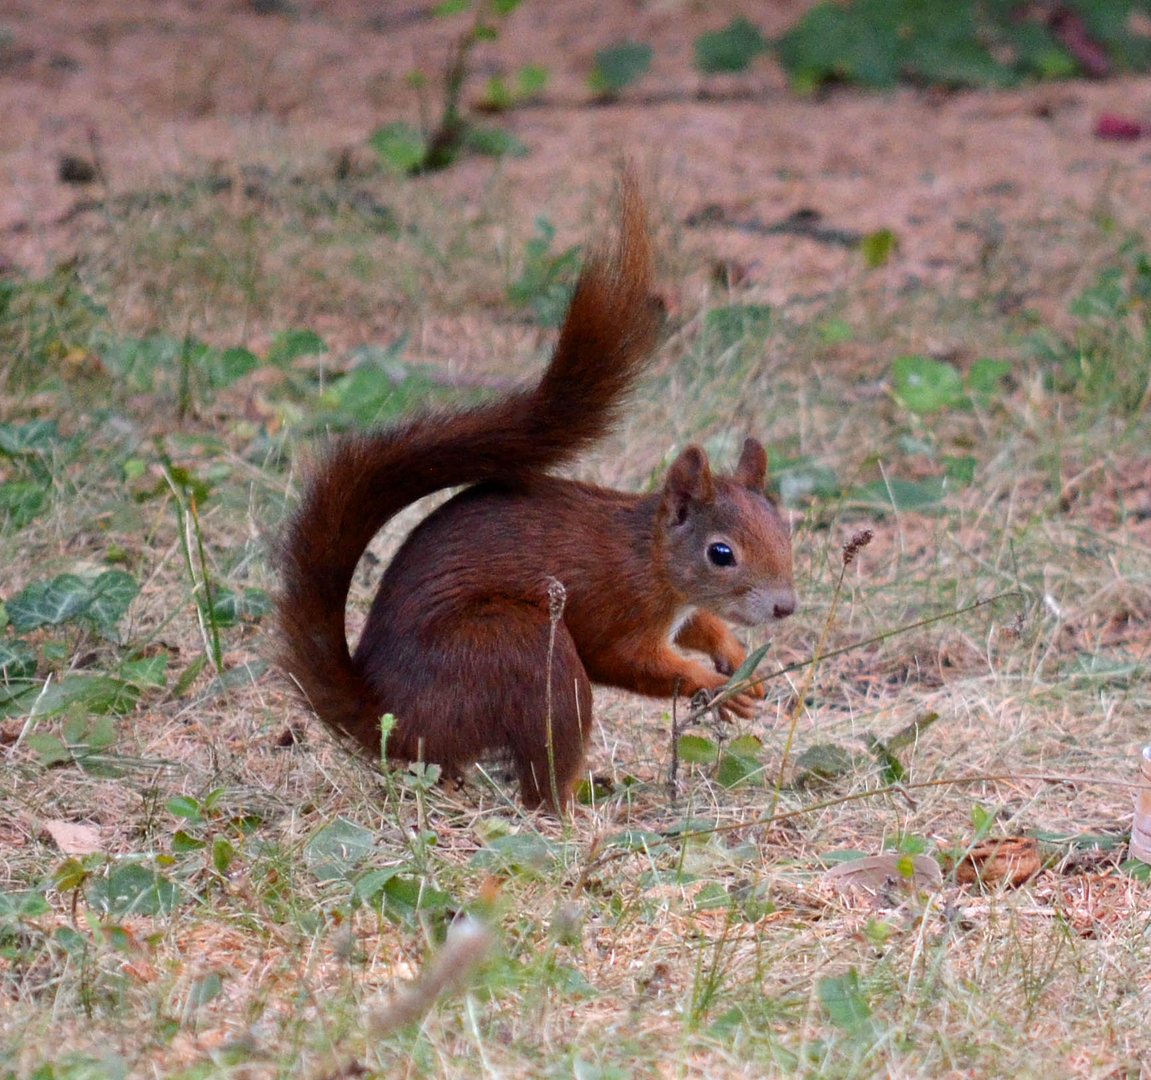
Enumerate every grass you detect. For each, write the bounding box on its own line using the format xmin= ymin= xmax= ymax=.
xmin=2 ymin=162 xmax=1150 ymax=1080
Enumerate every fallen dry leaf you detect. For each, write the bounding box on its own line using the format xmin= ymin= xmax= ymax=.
xmin=825 ymin=853 xmax=943 ymax=898
xmin=40 ymin=818 xmax=104 ymax=856
xmin=949 ymin=836 xmax=1042 ymax=889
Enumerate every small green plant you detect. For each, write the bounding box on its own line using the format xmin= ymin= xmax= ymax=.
xmin=588 ymin=41 xmax=653 ymax=100
xmin=694 ymin=18 xmax=769 ymax=76
xmin=477 ymin=63 xmax=549 ymax=112
xmin=775 ymin=0 xmax=1151 ymax=93
xmin=507 ymin=218 xmax=583 ymax=327
xmin=370 ymin=0 xmax=531 ymax=175
xmin=1036 ymin=241 xmax=1151 ymax=414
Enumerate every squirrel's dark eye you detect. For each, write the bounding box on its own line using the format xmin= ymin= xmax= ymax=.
xmin=707 ymin=542 xmax=736 ymax=567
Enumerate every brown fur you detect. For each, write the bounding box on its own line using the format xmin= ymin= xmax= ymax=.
xmin=276 ymin=175 xmax=796 ymax=811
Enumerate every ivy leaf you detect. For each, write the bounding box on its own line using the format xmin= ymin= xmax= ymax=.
xmin=0 ymin=640 xmax=37 ymax=682
xmin=209 ymin=587 xmax=271 ymax=628
xmin=7 ymin=574 xmax=92 ymax=631
xmin=30 ymin=675 xmax=139 ymax=718
xmin=0 ymin=482 xmax=48 ymax=530
xmin=84 ymin=571 xmax=140 ymax=633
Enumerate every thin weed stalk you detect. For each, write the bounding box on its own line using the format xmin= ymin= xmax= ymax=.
xmin=157 ymin=444 xmax=224 ymax=672
xmin=769 ymin=529 xmax=872 ymax=819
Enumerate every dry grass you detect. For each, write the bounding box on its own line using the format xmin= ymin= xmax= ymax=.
xmin=2 ymin=154 xmax=1151 ymax=1080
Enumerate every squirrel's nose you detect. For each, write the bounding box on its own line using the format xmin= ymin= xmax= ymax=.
xmin=772 ymin=594 xmax=797 ymax=620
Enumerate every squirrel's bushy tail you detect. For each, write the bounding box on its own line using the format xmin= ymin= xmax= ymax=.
xmin=276 ymin=174 xmax=661 ymax=748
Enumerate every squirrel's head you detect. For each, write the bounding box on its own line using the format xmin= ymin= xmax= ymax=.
xmin=656 ymin=438 xmax=797 ymax=627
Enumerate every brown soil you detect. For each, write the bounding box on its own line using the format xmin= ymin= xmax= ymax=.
xmin=5 ymin=0 xmax=1151 ymax=311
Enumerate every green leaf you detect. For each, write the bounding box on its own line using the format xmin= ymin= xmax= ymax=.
xmin=861 ymin=228 xmax=898 ymax=268
xmin=589 ymin=41 xmax=652 ymax=96
xmin=481 ymin=75 xmax=514 ymax=111
xmin=971 ymin=803 xmax=997 ymax=841
xmin=0 ymin=639 xmax=37 ymax=682
xmin=942 ymin=455 xmax=977 ymax=485
xmin=434 ymin=0 xmax=470 ymax=14
xmin=818 ymin=969 xmax=875 ymax=1035
xmin=470 ymin=834 xmax=560 ymax=875
xmin=188 ymin=971 xmax=224 ymax=1008
xmin=99 ymin=333 xmax=182 ymax=392
xmin=370 ymin=122 xmax=428 ymax=175
xmin=7 ymin=574 xmax=91 ymax=630
xmin=886 ymin=711 xmax=940 ymax=752
xmin=705 ymin=304 xmax=773 ymax=350
xmin=695 ymin=18 xmax=768 ymax=75
xmin=966 ymin=357 xmax=1012 ymax=399
xmin=716 ymin=734 xmax=765 ymax=788
xmin=861 ymin=733 xmax=906 ymax=784
xmin=0 ymin=481 xmax=48 ymax=530
xmin=507 ymin=218 xmax=582 ymax=328
xmin=172 ymin=830 xmax=207 ymax=853
xmin=120 ymin=654 xmax=169 ymax=688
xmin=0 ymin=888 xmax=52 ymax=919
xmin=172 ymin=655 xmax=208 ymax=698
xmin=84 ymin=570 xmax=140 ymax=633
xmin=794 ymin=742 xmax=857 ymax=786
xmin=352 ymin=866 xmax=404 ymax=903
xmin=890 ymin=354 xmax=965 ymax=413
xmin=462 ymin=125 xmax=529 ymax=158
xmin=211 ymin=837 xmax=236 ymax=875
xmin=852 ymin=476 xmax=947 ymax=511
xmin=774 ymin=459 xmax=841 ymax=506
xmin=30 ymin=675 xmax=138 ymax=718
xmin=0 ymin=419 xmax=62 ymax=456
xmin=209 ymin=587 xmax=271 ymax=628
xmin=305 ymin=818 xmax=376 ymax=882
xmin=6 ymin=571 xmax=138 ymax=634
xmin=605 ymin=829 xmax=669 ymax=852
xmin=377 ymin=874 xmax=455 ymax=926
xmin=87 ymin=863 xmax=181 ymax=916
xmin=725 ymin=642 xmax=771 ymax=689
xmin=209 ymin=346 xmax=260 ymax=388
xmin=167 ymin=796 xmax=204 ymax=823
xmin=517 ymin=64 xmax=549 ymax=97
xmin=677 ymin=734 xmax=719 ymax=765
xmin=266 ymin=329 xmax=327 ymax=367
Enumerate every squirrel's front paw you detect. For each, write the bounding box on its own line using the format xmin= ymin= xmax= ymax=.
xmin=691 ymin=684 xmax=759 ymax=720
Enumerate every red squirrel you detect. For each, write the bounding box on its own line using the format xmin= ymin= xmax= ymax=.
xmin=276 ymin=175 xmax=797 ymax=811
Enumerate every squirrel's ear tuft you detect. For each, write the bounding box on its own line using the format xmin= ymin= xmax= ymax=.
xmin=662 ymin=445 xmax=715 ymax=524
xmin=733 ymin=437 xmax=768 ymax=491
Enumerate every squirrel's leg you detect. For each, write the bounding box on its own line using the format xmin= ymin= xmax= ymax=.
xmin=369 ymin=601 xmax=590 ymax=811
xmin=498 ymin=609 xmax=592 ymax=813
xmin=595 ymin=643 xmax=761 ymax=719
xmin=674 ymin=611 xmax=766 ymax=701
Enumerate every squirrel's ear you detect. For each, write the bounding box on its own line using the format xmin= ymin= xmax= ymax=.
xmin=733 ymin=437 xmax=768 ymax=491
xmin=662 ymin=445 xmax=715 ymax=525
